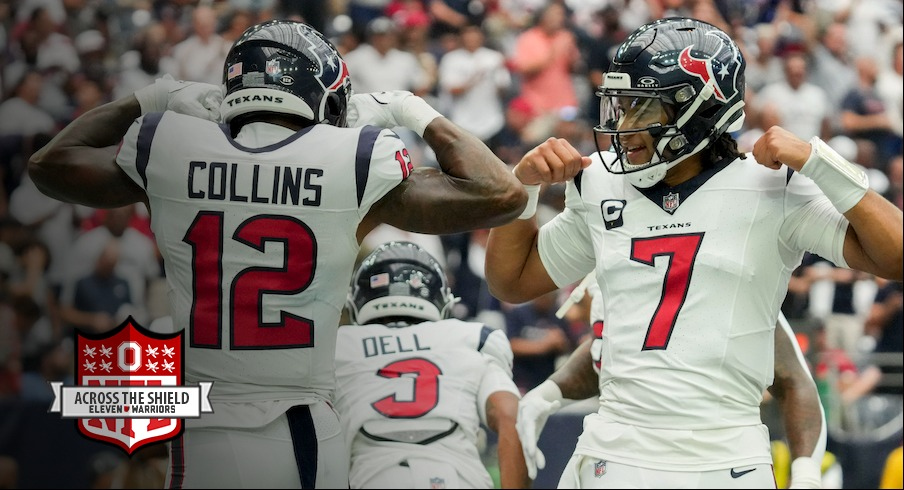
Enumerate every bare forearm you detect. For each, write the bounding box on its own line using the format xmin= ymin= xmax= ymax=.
xmin=486 ymin=219 xmax=556 ymax=303
xmin=28 ymin=96 xmax=145 ymax=207
xmin=771 ymin=322 xmax=825 ymax=461
xmin=487 ymin=392 xmax=530 ymax=488
xmin=549 ymin=340 xmax=599 ymax=401
xmin=843 ymin=191 xmax=904 ymax=280
xmin=424 ymin=118 xmax=526 ymax=223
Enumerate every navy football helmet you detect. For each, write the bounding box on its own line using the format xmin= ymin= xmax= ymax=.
xmin=347 ymin=242 xmax=456 ymax=326
xmin=221 ymin=20 xmax=352 ymax=126
xmin=594 ymin=17 xmax=746 ymax=188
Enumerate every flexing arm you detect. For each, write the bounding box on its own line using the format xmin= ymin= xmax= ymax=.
xmin=28 ymin=96 xmax=146 ymax=208
xmin=485 ymin=138 xmax=592 ymax=303
xmin=29 ymin=77 xmax=222 ymax=208
xmin=363 ymin=117 xmax=527 ymax=236
xmin=350 ymin=92 xmax=527 ymax=239
xmin=769 ymin=314 xmax=826 ymax=489
xmin=486 ymin=391 xmax=531 ymax=489
xmin=753 ymin=126 xmax=903 ymax=281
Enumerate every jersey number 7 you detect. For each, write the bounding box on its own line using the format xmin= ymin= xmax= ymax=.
xmin=630 ymin=233 xmax=703 ymax=350
xmin=184 ymin=211 xmax=316 ymax=350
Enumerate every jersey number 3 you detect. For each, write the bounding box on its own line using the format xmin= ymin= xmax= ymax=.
xmin=184 ymin=212 xmax=316 ymax=350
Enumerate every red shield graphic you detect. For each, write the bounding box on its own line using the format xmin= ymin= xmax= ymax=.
xmin=76 ymin=317 xmax=184 ymax=454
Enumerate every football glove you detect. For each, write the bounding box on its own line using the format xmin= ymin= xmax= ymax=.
xmin=516 ymin=380 xmax=565 ymax=480
xmin=346 ymin=91 xmax=441 ymax=137
xmin=134 ymin=74 xmax=223 ymax=122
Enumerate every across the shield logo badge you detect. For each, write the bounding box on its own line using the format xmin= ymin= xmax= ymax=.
xmin=75 ymin=317 xmax=184 ymax=454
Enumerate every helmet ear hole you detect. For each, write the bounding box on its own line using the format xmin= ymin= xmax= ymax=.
xmin=325 ymin=92 xmax=346 ymax=126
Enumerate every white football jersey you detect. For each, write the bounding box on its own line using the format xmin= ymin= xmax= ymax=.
xmin=538 ymin=151 xmax=848 ymax=470
xmin=116 ymin=113 xmax=410 ymax=409
xmin=334 ymin=320 xmax=519 ymax=488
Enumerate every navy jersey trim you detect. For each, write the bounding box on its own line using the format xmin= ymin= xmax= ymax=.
xmin=219 ymin=123 xmax=316 ymax=153
xmin=167 ymin=434 xmax=185 ymax=489
xmin=287 ymin=405 xmax=317 ymax=489
xmin=477 ymin=325 xmax=494 ymax=351
xmin=356 ymin=126 xmax=382 ymax=207
xmin=136 ymin=112 xmax=164 ymax=188
xmin=359 ymin=422 xmax=460 ymax=445
xmin=786 ymin=167 xmax=794 ymax=185
xmin=574 ymin=169 xmax=585 ymax=196
xmin=637 ymin=156 xmax=734 ymax=214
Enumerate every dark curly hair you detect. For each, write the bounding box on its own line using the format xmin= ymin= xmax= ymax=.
xmin=703 ymin=132 xmax=747 ymax=167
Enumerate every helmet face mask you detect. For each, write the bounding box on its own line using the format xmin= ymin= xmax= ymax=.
xmin=347 ymin=242 xmax=456 ymax=326
xmin=593 ymin=17 xmax=746 ymax=188
xmin=221 ymin=20 xmax=352 ymax=127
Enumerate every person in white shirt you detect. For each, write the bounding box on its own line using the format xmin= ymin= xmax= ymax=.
xmin=438 ymin=23 xmax=511 ymax=144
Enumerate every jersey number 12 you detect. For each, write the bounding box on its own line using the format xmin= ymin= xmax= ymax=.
xmin=184 ymin=211 xmax=316 ymax=350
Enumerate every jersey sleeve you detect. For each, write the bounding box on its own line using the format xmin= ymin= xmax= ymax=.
xmin=779 ymin=172 xmax=849 ymax=268
xmin=356 ymin=127 xmax=410 ymax=217
xmin=476 ymin=328 xmax=520 ymax=426
xmin=115 ymin=111 xmax=169 ymax=192
xmin=538 ymin=179 xmax=597 ymax=288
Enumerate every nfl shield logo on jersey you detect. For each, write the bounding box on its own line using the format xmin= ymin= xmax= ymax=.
xmin=48 ymin=317 xmax=212 ymax=455
xmin=663 ymin=192 xmax=680 ymax=213
xmin=429 ymin=477 xmax=446 ymax=489
xmin=594 ymin=460 xmax=607 ymax=478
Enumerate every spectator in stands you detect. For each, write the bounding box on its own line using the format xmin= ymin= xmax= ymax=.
xmin=343 ymin=16 xmax=430 ymax=95
xmin=874 ymin=38 xmax=902 ymax=151
xmin=508 ymin=2 xmax=582 ymax=126
xmin=59 ymin=205 xmax=159 ymax=328
xmin=113 ymin=23 xmax=168 ymax=101
xmin=809 ymin=21 xmax=858 ymax=119
xmin=438 ymin=23 xmax=511 ymax=146
xmin=504 ymin=290 xmax=574 ymax=393
xmin=163 ymin=4 xmax=229 ymax=85
xmin=756 ymin=50 xmax=831 ymax=141
xmin=59 ymin=238 xmax=134 ymax=334
xmin=864 ymin=279 xmax=904 ymax=395
xmin=840 ymin=56 xmax=901 ymax=168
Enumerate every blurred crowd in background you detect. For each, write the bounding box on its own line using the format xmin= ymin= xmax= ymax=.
xmin=0 ymin=0 xmax=900 ymax=488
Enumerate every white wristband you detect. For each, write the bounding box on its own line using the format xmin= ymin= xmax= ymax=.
xmin=799 ymin=136 xmax=869 ymax=214
xmin=789 ymin=456 xmax=822 ymax=489
xmin=398 ymin=96 xmax=442 ymax=137
xmin=519 ymin=184 xmax=541 ymax=220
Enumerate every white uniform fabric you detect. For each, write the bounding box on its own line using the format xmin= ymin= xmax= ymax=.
xmin=117 ymin=113 xmax=410 ymax=487
xmin=334 ymin=320 xmax=520 ymax=489
xmin=537 ymin=151 xmax=848 ymax=472
xmin=117 ymin=113 xmax=406 ymax=415
xmin=558 ymin=456 xmax=775 ymax=489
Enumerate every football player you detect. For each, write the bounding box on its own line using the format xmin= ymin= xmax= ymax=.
xmin=485 ymin=17 xmax=902 ymax=489
xmin=28 ymin=20 xmax=526 ymax=488
xmin=524 ymin=275 xmax=828 ymax=488
xmin=335 ymin=241 xmax=529 ymax=489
